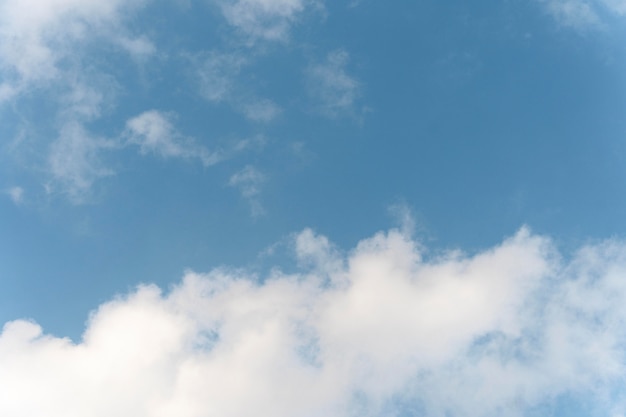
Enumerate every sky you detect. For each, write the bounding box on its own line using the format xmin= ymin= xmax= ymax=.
xmin=1 ymin=0 xmax=626 ymax=415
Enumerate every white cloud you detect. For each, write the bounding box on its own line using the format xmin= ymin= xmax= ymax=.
xmin=0 ymin=0 xmax=152 ymax=99
xmin=306 ymin=49 xmax=361 ymax=118
xmin=228 ymin=165 xmax=267 ymax=216
xmin=47 ymin=122 xmax=116 ymax=203
xmin=3 ymin=227 xmax=626 ymax=416
xmin=124 ymin=110 xmax=221 ymax=166
xmin=213 ymin=0 xmax=317 ymax=42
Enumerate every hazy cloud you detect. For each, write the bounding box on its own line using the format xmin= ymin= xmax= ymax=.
xmin=540 ymin=0 xmax=626 ymax=29
xmin=193 ymin=51 xmax=282 ymax=123
xmin=194 ymin=51 xmax=247 ymax=103
xmin=5 ymin=186 xmax=24 ymax=205
xmin=228 ymin=165 xmax=267 ymax=216
xmin=213 ymin=0 xmax=317 ymax=43
xmin=307 ymin=50 xmax=361 ymax=118
xmin=3 ymin=227 xmax=626 ymax=416
xmin=47 ymin=122 xmax=116 ymax=203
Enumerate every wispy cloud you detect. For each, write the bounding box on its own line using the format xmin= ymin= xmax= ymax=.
xmin=194 ymin=51 xmax=247 ymax=103
xmin=306 ymin=49 xmax=362 ymax=118
xmin=540 ymin=0 xmax=626 ymax=29
xmin=47 ymin=122 xmax=116 ymax=203
xmin=240 ymin=98 xmax=282 ymax=122
xmin=228 ymin=165 xmax=267 ymax=217
xmin=213 ymin=0 xmax=318 ymax=43
xmin=192 ymin=51 xmax=282 ymax=123
xmin=124 ymin=110 xmax=221 ymax=166
xmin=0 ymin=0 xmax=156 ymax=204
xmin=0 ymin=0 xmax=153 ymax=101
xmin=3 ymin=227 xmax=626 ymax=415
xmin=5 ymin=186 xmax=24 ymax=205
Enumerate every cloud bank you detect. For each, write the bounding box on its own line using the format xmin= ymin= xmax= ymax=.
xmin=3 ymin=227 xmax=626 ymax=416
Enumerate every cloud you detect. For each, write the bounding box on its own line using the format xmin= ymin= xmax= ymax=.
xmin=47 ymin=122 xmax=116 ymax=203
xmin=306 ymin=49 xmax=361 ymax=118
xmin=124 ymin=110 xmax=221 ymax=166
xmin=240 ymin=98 xmax=282 ymax=122
xmin=542 ymin=0 xmax=602 ymax=28
xmin=192 ymin=51 xmax=282 ymax=123
xmin=228 ymin=165 xmax=267 ymax=217
xmin=5 ymin=186 xmax=24 ymax=205
xmin=540 ymin=0 xmax=626 ymax=29
xmin=0 ymin=0 xmax=155 ymax=203
xmin=0 ymin=0 xmax=152 ymax=100
xmin=194 ymin=51 xmax=247 ymax=103
xmin=3 ymin=227 xmax=626 ymax=416
xmin=213 ymin=0 xmax=317 ymax=43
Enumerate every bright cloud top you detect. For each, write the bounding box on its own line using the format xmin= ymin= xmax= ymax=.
xmin=3 ymin=227 xmax=626 ymax=416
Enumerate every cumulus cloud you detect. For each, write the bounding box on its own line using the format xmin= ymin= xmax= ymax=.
xmin=3 ymin=227 xmax=626 ymax=416
xmin=228 ymin=165 xmax=267 ymax=217
xmin=124 ymin=110 xmax=221 ymax=166
xmin=47 ymin=122 xmax=116 ymax=203
xmin=306 ymin=49 xmax=361 ymax=118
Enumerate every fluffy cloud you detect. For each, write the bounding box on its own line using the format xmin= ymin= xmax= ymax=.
xmin=3 ymin=227 xmax=626 ymax=416
xmin=124 ymin=110 xmax=221 ymax=166
xmin=306 ymin=50 xmax=361 ymax=118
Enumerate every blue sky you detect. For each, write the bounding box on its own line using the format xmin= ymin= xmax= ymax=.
xmin=2 ymin=0 xmax=626 ymax=416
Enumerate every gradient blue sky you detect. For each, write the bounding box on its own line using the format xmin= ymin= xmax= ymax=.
xmin=1 ymin=1 xmax=626 ymax=416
